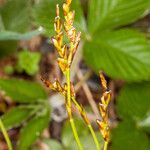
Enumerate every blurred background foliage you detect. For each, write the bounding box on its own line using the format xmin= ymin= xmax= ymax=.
xmin=0 ymin=0 xmax=150 ymax=149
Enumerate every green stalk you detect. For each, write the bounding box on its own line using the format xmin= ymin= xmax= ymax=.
xmin=88 ymin=124 xmax=101 ymax=150
xmin=72 ymin=97 xmax=101 ymax=150
xmin=104 ymin=141 xmax=108 ymax=150
xmin=66 ymin=68 xmax=83 ymax=150
xmin=0 ymin=119 xmax=13 ymax=150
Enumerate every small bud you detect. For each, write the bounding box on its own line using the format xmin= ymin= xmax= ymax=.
xmin=56 ymin=4 xmax=60 ymax=16
xmin=71 ymin=82 xmax=76 ymax=97
xmin=57 ymin=58 xmax=68 ymax=73
xmin=41 ymin=77 xmax=53 ymax=89
xmin=51 ymin=37 xmax=59 ymax=49
xmin=63 ymin=3 xmax=69 ymax=16
xmin=54 ymin=17 xmax=62 ymax=33
xmin=66 ymin=0 xmax=72 ymax=5
xmin=67 ymin=27 xmax=76 ymax=42
xmin=101 ymin=91 xmax=111 ymax=106
xmin=61 ymin=45 xmax=68 ymax=59
xmin=99 ymin=72 xmax=107 ymax=92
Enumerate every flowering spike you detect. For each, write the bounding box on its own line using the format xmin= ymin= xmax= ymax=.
xmin=97 ymin=72 xmax=111 ymax=143
xmin=40 ymin=77 xmax=53 ymax=89
xmin=57 ymin=58 xmax=68 ymax=74
xmin=99 ymin=72 xmax=107 ymax=92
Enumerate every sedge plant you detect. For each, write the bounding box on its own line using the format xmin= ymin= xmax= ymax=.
xmin=41 ymin=0 xmax=111 ymax=150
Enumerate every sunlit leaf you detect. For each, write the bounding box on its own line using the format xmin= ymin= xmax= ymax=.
xmin=84 ymin=29 xmax=150 ymax=81
xmin=88 ymin=0 xmax=150 ymax=34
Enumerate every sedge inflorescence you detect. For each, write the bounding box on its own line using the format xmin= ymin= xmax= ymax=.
xmin=97 ymin=73 xmax=111 ymax=145
xmin=41 ymin=0 xmax=111 ymax=150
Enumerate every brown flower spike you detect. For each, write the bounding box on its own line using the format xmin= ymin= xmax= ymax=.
xmin=97 ymin=72 xmax=111 ymax=144
xmin=51 ymin=3 xmax=81 ymax=74
xmin=41 ymin=1 xmax=112 ymax=150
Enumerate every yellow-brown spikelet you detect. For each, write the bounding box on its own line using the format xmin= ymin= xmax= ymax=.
xmin=52 ymin=2 xmax=81 ymax=74
xmin=97 ymin=72 xmax=111 ymax=142
xmin=41 ymin=77 xmax=65 ymax=95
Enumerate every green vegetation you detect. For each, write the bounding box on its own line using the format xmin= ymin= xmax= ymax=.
xmin=0 ymin=0 xmax=150 ymax=149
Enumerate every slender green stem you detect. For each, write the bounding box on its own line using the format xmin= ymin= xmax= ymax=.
xmin=0 ymin=119 xmax=13 ymax=150
xmin=104 ymin=141 xmax=108 ymax=150
xmin=88 ymin=124 xmax=101 ymax=150
xmin=72 ymin=97 xmax=101 ymax=150
xmin=66 ymin=69 xmax=83 ymax=150
xmin=70 ymin=118 xmax=83 ymax=150
xmin=66 ymin=68 xmax=71 ymax=108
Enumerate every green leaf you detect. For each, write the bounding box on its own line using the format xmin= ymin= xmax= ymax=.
xmin=0 ymin=0 xmax=31 ymax=32
xmin=62 ymin=119 xmax=103 ymax=150
xmin=84 ymin=29 xmax=150 ymax=81
xmin=43 ymin=139 xmax=63 ymax=150
xmin=1 ymin=106 xmax=37 ymax=129
xmin=4 ymin=65 xmax=14 ymax=75
xmin=0 ymin=29 xmax=43 ymax=41
xmin=71 ymin=0 xmax=87 ymax=35
xmin=17 ymin=50 xmax=41 ymax=76
xmin=88 ymin=0 xmax=150 ymax=34
xmin=62 ymin=120 xmax=78 ymax=150
xmin=117 ymin=81 xmax=150 ymax=120
xmin=33 ymin=0 xmax=86 ymax=37
xmin=33 ymin=0 xmax=61 ymax=36
xmin=18 ymin=108 xmax=50 ymax=150
xmin=138 ymin=115 xmax=150 ymax=133
xmin=111 ymin=120 xmax=150 ymax=150
xmin=0 ymin=79 xmax=47 ymax=103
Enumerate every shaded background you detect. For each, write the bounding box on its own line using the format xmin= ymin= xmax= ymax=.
xmin=0 ymin=0 xmax=150 ymax=149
